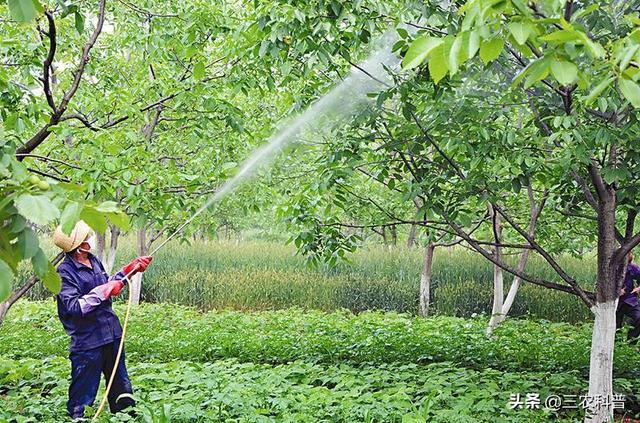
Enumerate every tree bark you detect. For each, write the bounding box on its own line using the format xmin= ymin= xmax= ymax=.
xmin=487 ymin=186 xmax=544 ymax=335
xmin=407 ymin=224 xmax=418 ymax=248
xmin=96 ymin=230 xmax=106 ymax=261
xmin=586 ymin=299 xmax=617 ymax=423
xmin=95 ymin=224 xmax=120 ymax=273
xmin=487 ymin=205 xmax=504 ymax=336
xmin=129 ymin=226 xmax=148 ymax=305
xmin=0 ymin=301 xmax=10 ymax=326
xmin=103 ymin=224 xmax=120 ymax=273
xmin=390 ymin=224 xmax=397 ymax=247
xmin=419 ymin=242 xmax=435 ymax=317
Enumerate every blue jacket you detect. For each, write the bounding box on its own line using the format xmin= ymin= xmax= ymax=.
xmin=620 ymin=263 xmax=640 ymax=307
xmin=56 ymin=253 xmax=126 ymax=352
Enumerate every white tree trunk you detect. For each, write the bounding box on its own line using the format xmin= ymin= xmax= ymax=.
xmin=487 ymin=185 xmax=543 ymax=335
xmin=95 ymin=225 xmax=120 ymax=273
xmin=585 ymin=299 xmax=617 ymax=423
xmin=129 ymin=273 xmax=143 ymax=305
xmin=419 ymin=243 xmax=435 ymax=317
xmin=487 ymin=263 xmax=504 ymax=335
xmin=487 ymin=206 xmax=504 ymax=336
xmin=96 ymin=231 xmax=106 ymax=262
xmin=129 ymin=226 xmax=148 ymax=305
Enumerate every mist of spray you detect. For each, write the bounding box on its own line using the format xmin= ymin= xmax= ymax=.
xmin=151 ymin=30 xmax=400 ymax=254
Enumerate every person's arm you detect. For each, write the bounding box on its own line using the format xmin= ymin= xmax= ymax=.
xmin=58 ymin=270 xmax=122 ymax=317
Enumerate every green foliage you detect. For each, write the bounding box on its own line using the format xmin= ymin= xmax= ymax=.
xmin=22 ymin=240 xmax=594 ymax=322
xmin=5 ymin=298 xmax=617 ymax=376
xmin=7 ymin=0 xmax=42 ymax=23
xmin=2 ymin=301 xmax=640 ymax=421
xmin=0 ymin=356 xmax=588 ymax=422
xmin=0 ymin=142 xmax=129 ymax=300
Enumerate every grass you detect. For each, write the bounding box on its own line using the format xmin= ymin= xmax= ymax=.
xmin=3 ymin=302 xmax=640 ymax=378
xmin=3 ymin=301 xmax=638 ymax=422
xmin=21 ymin=239 xmax=595 ymax=322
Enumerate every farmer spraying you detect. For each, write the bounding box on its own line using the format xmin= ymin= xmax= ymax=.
xmin=53 ymin=220 xmax=153 ymax=419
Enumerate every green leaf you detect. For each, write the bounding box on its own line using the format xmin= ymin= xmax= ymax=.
xmin=619 ymin=78 xmax=640 ymax=108
xmin=508 ymin=21 xmax=534 ymax=45
xmin=17 ymin=227 xmax=39 ymax=259
xmin=466 ymin=30 xmax=480 ymax=60
xmin=74 ymin=12 xmax=85 ymax=34
xmin=106 ymin=212 xmax=130 ymax=230
xmin=14 ymin=194 xmax=60 ymax=226
xmin=449 ymin=34 xmax=464 ymax=75
xmin=619 ymin=45 xmax=640 ymax=72
xmin=539 ymin=29 xmax=580 ymax=43
xmin=0 ymin=259 xmax=13 ymax=301
xmin=42 ymin=262 xmax=61 ymax=294
xmin=523 ymin=58 xmax=550 ymax=89
xmin=8 ymin=0 xmax=43 ymax=23
xmin=584 ymin=77 xmax=615 ymax=105
xmin=95 ymin=201 xmax=120 ymax=213
xmin=550 ymin=60 xmax=578 ymax=85
xmin=222 ymin=161 xmax=238 ymax=170
xmin=429 ymin=42 xmax=449 ymax=84
xmin=80 ymin=206 xmax=108 ymax=233
xmin=8 ymin=215 xmax=27 ymax=234
xmin=32 ymin=249 xmax=48 ymax=278
xmin=193 ymin=61 xmax=205 ymax=79
xmin=402 ymin=36 xmax=443 ymax=70
xmin=60 ymin=202 xmax=82 ymax=235
xmin=479 ymin=38 xmax=504 ymax=64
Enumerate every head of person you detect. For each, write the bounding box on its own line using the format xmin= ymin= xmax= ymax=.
xmin=629 ymin=251 xmax=634 ymax=265
xmin=53 ymin=220 xmax=96 ymax=258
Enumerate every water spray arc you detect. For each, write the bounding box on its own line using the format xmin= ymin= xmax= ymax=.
xmin=92 ymin=31 xmax=400 ymax=420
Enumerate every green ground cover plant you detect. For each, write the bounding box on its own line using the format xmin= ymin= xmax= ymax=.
xmin=2 ymin=302 xmax=639 ymax=422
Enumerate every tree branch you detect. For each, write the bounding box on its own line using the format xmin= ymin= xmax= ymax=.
xmin=16 ymin=0 xmax=107 ymax=159
xmin=60 ymin=113 xmax=100 ymax=131
xmin=442 ymin=210 xmax=594 ymax=307
xmin=491 ymin=203 xmax=593 ymax=306
xmin=41 ymin=11 xmax=57 ymax=111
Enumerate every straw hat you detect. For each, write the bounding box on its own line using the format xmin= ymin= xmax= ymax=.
xmin=53 ymin=220 xmax=93 ymax=252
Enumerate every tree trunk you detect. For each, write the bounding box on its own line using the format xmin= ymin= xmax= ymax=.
xmin=586 ymin=188 xmax=619 ymax=423
xmin=487 ymin=206 xmax=504 ymax=336
xmin=103 ymin=224 xmax=120 ymax=274
xmin=419 ymin=242 xmax=435 ymax=317
xmin=407 ymin=224 xmax=417 ymax=248
xmin=586 ymin=299 xmax=617 ymax=423
xmin=487 ymin=185 xmax=543 ymax=335
xmin=129 ymin=226 xmax=148 ymax=305
xmin=96 ymin=230 xmax=106 ymax=262
xmin=381 ymin=227 xmax=388 ymax=247
xmin=390 ymin=224 xmax=397 ymax=247
xmin=0 ymin=301 xmax=10 ymax=326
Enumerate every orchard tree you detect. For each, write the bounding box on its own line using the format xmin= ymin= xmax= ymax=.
xmin=0 ymin=0 xmax=132 ymax=321
xmin=0 ymin=0 xmax=318 ymax=311
xmin=393 ymin=1 xmax=639 ymax=421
